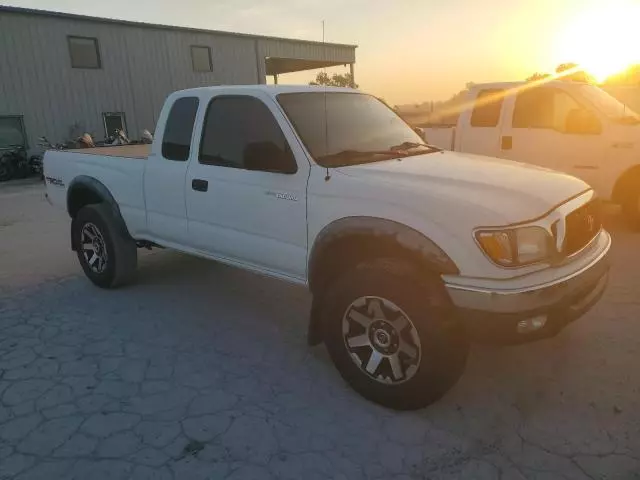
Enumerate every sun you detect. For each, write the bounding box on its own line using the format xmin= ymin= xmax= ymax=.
xmin=555 ymin=0 xmax=640 ymax=82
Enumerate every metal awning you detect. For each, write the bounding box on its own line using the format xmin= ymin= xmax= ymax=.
xmin=265 ymin=57 xmax=349 ymax=76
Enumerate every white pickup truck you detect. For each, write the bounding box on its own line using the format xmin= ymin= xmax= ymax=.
xmin=423 ymin=81 xmax=640 ymax=225
xmin=45 ymin=85 xmax=610 ymax=409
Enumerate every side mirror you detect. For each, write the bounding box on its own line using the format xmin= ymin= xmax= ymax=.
xmin=565 ymin=109 xmax=602 ymax=135
xmin=243 ymin=141 xmax=297 ymax=174
xmin=413 ymin=126 xmax=425 ymax=139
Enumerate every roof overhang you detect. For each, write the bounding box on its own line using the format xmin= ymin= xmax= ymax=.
xmin=265 ymin=57 xmax=350 ymax=76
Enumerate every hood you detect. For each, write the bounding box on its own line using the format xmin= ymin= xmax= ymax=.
xmin=336 ymin=150 xmax=590 ymax=223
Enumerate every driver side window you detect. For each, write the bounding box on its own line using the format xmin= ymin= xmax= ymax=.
xmin=513 ymin=88 xmax=582 ymax=132
xmin=199 ymin=96 xmax=297 ymax=174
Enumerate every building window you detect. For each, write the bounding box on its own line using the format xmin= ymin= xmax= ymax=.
xmin=102 ymin=112 xmax=127 ymax=137
xmin=191 ymin=46 xmax=212 ymax=72
xmin=68 ymin=36 xmax=101 ymax=69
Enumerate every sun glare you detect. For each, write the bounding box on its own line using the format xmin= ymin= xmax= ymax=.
xmin=556 ymin=0 xmax=640 ymax=82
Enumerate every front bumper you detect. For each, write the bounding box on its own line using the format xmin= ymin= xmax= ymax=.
xmin=444 ymin=230 xmax=611 ymax=343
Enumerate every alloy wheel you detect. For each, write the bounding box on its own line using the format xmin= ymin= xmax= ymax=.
xmin=342 ymin=296 xmax=422 ymax=384
xmin=81 ymin=222 xmax=108 ymax=273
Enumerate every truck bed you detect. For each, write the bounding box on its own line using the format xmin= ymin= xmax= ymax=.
xmin=44 ymin=146 xmax=148 ymax=238
xmin=68 ymin=144 xmax=150 ymax=159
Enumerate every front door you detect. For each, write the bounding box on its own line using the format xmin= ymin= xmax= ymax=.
xmin=185 ymin=93 xmax=309 ymax=280
xmin=500 ymin=86 xmax=605 ymax=192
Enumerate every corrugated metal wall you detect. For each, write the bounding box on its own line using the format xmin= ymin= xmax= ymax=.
xmin=0 ymin=10 xmax=355 ymax=150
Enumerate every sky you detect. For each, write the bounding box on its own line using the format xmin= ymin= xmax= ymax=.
xmin=4 ymin=0 xmax=639 ymax=105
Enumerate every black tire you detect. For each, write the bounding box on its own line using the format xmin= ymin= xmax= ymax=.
xmin=321 ymin=258 xmax=468 ymax=410
xmin=73 ymin=204 xmax=137 ymax=288
xmin=622 ymin=190 xmax=640 ymax=230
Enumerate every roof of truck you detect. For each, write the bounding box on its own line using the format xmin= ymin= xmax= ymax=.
xmin=173 ymin=85 xmax=362 ymax=96
xmin=472 ymin=80 xmax=591 ymax=90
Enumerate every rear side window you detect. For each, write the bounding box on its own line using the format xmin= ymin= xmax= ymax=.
xmin=470 ymin=89 xmax=504 ymax=127
xmin=162 ymin=97 xmax=199 ymax=161
xmin=199 ymin=96 xmax=296 ymax=173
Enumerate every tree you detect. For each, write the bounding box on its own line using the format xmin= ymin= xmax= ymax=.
xmin=556 ymin=62 xmax=579 ymax=74
xmin=310 ymin=72 xmax=358 ymax=88
xmin=555 ymin=63 xmax=594 ymax=83
xmin=526 ymin=72 xmax=551 ymax=82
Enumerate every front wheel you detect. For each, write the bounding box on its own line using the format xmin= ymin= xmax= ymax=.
xmin=73 ymin=204 xmax=137 ymax=288
xmin=322 ymin=259 xmax=468 ymax=410
xmin=622 ymin=189 xmax=640 ymax=230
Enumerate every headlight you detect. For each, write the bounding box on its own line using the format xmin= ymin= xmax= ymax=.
xmin=476 ymin=226 xmax=552 ymax=267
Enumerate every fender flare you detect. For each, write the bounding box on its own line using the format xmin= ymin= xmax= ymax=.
xmin=67 ymin=176 xmax=132 ymax=250
xmin=308 ymin=216 xmax=459 ymax=291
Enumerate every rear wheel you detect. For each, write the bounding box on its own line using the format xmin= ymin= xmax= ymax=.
xmin=322 ymin=258 xmax=468 ymax=410
xmin=73 ymin=204 xmax=137 ymax=288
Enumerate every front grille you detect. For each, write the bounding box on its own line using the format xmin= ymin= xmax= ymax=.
xmin=563 ymin=199 xmax=601 ymax=255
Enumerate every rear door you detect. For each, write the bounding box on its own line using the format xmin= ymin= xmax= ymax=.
xmin=500 ymin=86 xmax=605 ymax=186
xmin=456 ymin=88 xmax=506 ymax=157
xmin=144 ymin=96 xmax=199 ymax=244
xmin=184 ymin=92 xmax=309 ymax=280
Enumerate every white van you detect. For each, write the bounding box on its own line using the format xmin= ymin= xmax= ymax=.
xmin=423 ymin=81 xmax=640 ymax=225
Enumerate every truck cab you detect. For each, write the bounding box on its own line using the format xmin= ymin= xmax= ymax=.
xmin=425 ymin=81 xmax=640 ymax=224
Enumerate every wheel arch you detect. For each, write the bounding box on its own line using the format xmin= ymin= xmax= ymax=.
xmin=612 ymin=164 xmax=640 ymax=205
xmin=67 ymin=176 xmax=132 ymax=250
xmin=306 ymin=216 xmax=459 ymax=345
xmin=308 ymin=216 xmax=459 ymax=295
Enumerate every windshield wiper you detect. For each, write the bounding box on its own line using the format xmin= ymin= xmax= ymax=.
xmin=389 ymin=141 xmax=441 ymax=153
xmin=317 ymin=149 xmax=407 ymax=167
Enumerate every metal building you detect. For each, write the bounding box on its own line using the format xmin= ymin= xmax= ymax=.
xmin=0 ymin=6 xmax=356 ymax=151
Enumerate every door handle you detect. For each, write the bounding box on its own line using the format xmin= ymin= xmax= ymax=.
xmin=501 ymin=136 xmax=513 ymax=150
xmin=191 ymin=179 xmax=208 ymax=192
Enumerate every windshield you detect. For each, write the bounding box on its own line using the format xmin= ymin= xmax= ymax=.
xmin=277 ymin=92 xmax=433 ymax=167
xmin=577 ymin=85 xmax=640 ymax=123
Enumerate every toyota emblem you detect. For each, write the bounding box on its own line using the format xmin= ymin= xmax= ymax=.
xmin=586 ymin=214 xmax=595 ymax=232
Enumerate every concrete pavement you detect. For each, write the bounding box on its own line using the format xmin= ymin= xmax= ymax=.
xmin=0 ymin=182 xmax=638 ymax=479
